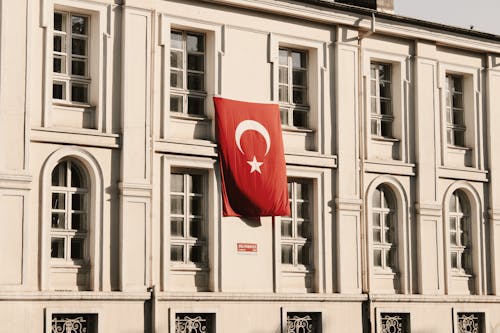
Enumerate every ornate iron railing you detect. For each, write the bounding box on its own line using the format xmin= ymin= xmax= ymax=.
xmin=287 ymin=314 xmax=314 ymax=333
xmin=381 ymin=314 xmax=404 ymax=333
xmin=175 ymin=314 xmax=210 ymax=333
xmin=52 ymin=314 xmax=90 ymax=333
xmin=458 ymin=313 xmax=480 ymax=333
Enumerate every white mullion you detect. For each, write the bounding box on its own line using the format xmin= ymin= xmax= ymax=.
xmin=182 ymin=32 xmax=188 ymax=114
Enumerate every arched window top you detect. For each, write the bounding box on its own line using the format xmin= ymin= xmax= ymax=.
xmin=449 ymin=190 xmax=470 ymax=215
xmin=372 ymin=185 xmax=395 ymax=210
xmin=51 ymin=159 xmax=88 ymax=189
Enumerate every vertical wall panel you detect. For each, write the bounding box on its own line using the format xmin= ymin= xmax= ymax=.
xmin=0 ymin=195 xmax=24 ymax=285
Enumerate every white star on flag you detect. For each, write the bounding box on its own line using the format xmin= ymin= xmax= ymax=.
xmin=247 ymin=156 xmax=263 ymax=174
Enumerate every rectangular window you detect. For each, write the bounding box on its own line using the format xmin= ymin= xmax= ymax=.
xmin=370 ymin=62 xmax=393 ymax=138
xmin=287 ymin=312 xmax=321 ymax=333
xmin=53 ymin=11 xmax=90 ymax=104
xmin=170 ymin=30 xmax=206 ymax=116
xmin=281 ymin=179 xmax=312 ymax=270
xmin=380 ymin=313 xmax=410 ymax=333
xmin=446 ymin=74 xmax=466 ymax=147
xmin=279 ymin=48 xmax=309 ymax=128
xmin=456 ymin=312 xmax=484 ymax=333
xmin=170 ymin=171 xmax=207 ymax=267
xmin=175 ymin=313 xmax=215 ymax=333
xmin=51 ymin=313 xmax=97 ymax=333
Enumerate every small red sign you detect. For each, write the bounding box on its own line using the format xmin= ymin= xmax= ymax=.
xmin=237 ymin=243 xmax=258 ymax=253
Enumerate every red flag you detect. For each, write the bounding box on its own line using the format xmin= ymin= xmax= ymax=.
xmin=214 ymin=97 xmax=290 ymax=217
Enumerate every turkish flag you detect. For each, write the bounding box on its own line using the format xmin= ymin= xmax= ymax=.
xmin=214 ymin=97 xmax=290 ymax=217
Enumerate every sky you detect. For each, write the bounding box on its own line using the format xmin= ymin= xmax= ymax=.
xmin=395 ymin=0 xmax=500 ymax=36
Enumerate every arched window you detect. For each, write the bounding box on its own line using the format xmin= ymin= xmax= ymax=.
xmin=50 ymin=159 xmax=90 ymax=289
xmin=372 ymin=185 xmax=397 ymax=272
xmin=449 ymin=190 xmax=472 ymax=274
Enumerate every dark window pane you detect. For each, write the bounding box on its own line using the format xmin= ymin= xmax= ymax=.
xmin=70 ymin=163 xmax=84 ymax=188
xmin=281 ymin=245 xmax=293 ymax=264
xmin=170 ymin=245 xmax=184 ymax=262
xmin=453 ymin=76 xmax=463 ymax=92
xmin=54 ymin=13 xmax=64 ymax=32
xmin=292 ymin=110 xmax=307 ymax=128
xmin=71 ymin=59 xmax=86 ymax=76
xmin=190 ymin=196 xmax=202 ymax=216
xmin=72 ymin=213 xmax=84 ymax=230
xmin=72 ymin=38 xmax=86 ymax=56
xmin=171 ymin=174 xmax=184 ymax=192
xmin=170 ymin=31 xmax=183 ymax=49
xmin=51 ymin=238 xmax=65 ymax=258
xmin=54 ymin=35 xmax=63 ymax=52
xmin=451 ymin=252 xmax=458 ymax=268
xmin=454 ymin=131 xmax=465 ymax=147
xmin=187 ymin=73 xmax=204 ymax=91
xmin=379 ymin=82 xmax=391 ymax=98
xmin=292 ymin=69 xmax=306 ymax=86
xmin=170 ymin=51 xmax=183 ymax=69
xmin=292 ymin=88 xmax=306 ymax=105
xmin=189 ymin=175 xmax=203 ymax=194
xmin=170 ymin=95 xmax=182 ymax=113
xmin=453 ymin=94 xmax=463 ymax=108
xmin=298 ymin=244 xmax=310 ymax=266
xmin=299 ymin=221 xmax=310 ymax=239
xmin=170 ymin=217 xmax=184 ymax=237
xmin=373 ymin=229 xmax=381 ymax=243
xmin=71 ymin=15 xmax=87 ymax=35
xmin=170 ymin=195 xmax=184 ymax=215
xmin=72 ymin=193 xmax=84 ymax=211
xmin=291 ymin=51 xmax=306 ymax=68
xmin=52 ymin=162 xmax=67 ymax=186
xmin=71 ymin=83 xmax=88 ymax=103
xmin=53 ymin=56 xmax=65 ymax=73
xmin=373 ymin=249 xmax=382 ymax=266
xmin=53 ymin=82 xmax=64 ymax=99
xmin=52 ymin=213 xmax=65 ymax=229
xmin=52 ymin=193 xmax=65 ymax=209
xmin=186 ymin=34 xmax=204 ymax=52
xmin=190 ymin=245 xmax=203 ymax=263
xmin=281 ymin=220 xmax=292 ymax=237
xmin=170 ymin=70 xmax=183 ymax=88
xmin=187 ymin=54 xmax=204 ymax=71
xmin=70 ymin=238 xmax=84 ymax=259
xmin=380 ymin=100 xmax=391 ymax=115
xmin=189 ymin=218 xmax=201 ymax=238
xmin=187 ymin=97 xmax=204 ymax=116
xmin=381 ymin=120 xmax=392 ymax=137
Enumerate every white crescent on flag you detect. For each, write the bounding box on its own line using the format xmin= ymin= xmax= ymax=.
xmin=234 ymin=120 xmax=271 ymax=174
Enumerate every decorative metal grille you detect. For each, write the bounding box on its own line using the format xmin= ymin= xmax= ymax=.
xmin=175 ymin=313 xmax=213 ymax=333
xmin=286 ymin=313 xmax=319 ymax=333
xmin=381 ymin=314 xmax=403 ymax=333
xmin=457 ymin=313 xmax=481 ymax=333
xmin=51 ymin=314 xmax=96 ymax=333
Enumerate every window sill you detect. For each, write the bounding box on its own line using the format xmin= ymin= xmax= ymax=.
xmin=374 ymin=269 xmax=397 ymax=277
xmin=53 ymin=101 xmax=95 ymax=112
xmin=50 ymin=261 xmax=89 ymax=270
xmin=170 ymin=112 xmax=208 ymax=122
xmin=282 ymin=126 xmax=314 ymax=134
xmin=451 ymin=271 xmax=473 ymax=279
xmin=371 ymin=136 xmax=399 ymax=143
xmin=170 ymin=264 xmax=208 ymax=272
xmin=281 ymin=265 xmax=313 ymax=274
xmin=447 ymin=145 xmax=471 ymax=152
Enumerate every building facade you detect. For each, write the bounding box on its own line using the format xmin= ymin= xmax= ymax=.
xmin=1 ymin=0 xmax=500 ymax=331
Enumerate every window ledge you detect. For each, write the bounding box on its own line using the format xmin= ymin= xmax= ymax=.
xmin=281 ymin=267 xmax=313 ymax=275
xmin=451 ymin=271 xmax=473 ymax=279
xmin=53 ymin=101 xmax=95 ymax=112
xmin=447 ymin=145 xmax=471 ymax=152
xmin=374 ymin=269 xmax=397 ymax=277
xmin=282 ymin=126 xmax=314 ymax=134
xmin=170 ymin=113 xmax=209 ymax=122
xmin=371 ymin=136 xmax=399 ymax=143
xmin=170 ymin=265 xmax=209 ymax=272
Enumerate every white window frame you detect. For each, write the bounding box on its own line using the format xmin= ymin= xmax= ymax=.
xmin=52 ymin=11 xmax=90 ymax=104
xmin=50 ymin=159 xmax=89 ymax=269
xmin=448 ymin=190 xmax=472 ymax=275
xmin=40 ymin=147 xmax=103 ymax=291
xmin=278 ymin=48 xmax=309 ymax=129
xmin=160 ymin=15 xmax=223 ymax=140
xmin=169 ymin=169 xmax=208 ymax=269
xmin=169 ymin=30 xmax=207 ymax=117
xmin=445 ymin=74 xmax=466 ymax=147
xmin=281 ymin=178 xmax=313 ymax=273
xmin=371 ymin=185 xmax=397 ymax=273
xmin=41 ymin=0 xmax=110 ymax=130
xmin=162 ymin=155 xmax=219 ymax=292
xmin=269 ymin=34 xmax=326 ymax=152
xmin=370 ymin=62 xmax=394 ymax=138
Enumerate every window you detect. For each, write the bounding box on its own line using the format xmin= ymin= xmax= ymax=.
xmin=53 ymin=11 xmax=90 ymax=104
xmin=170 ymin=171 xmax=207 ymax=267
xmin=170 ymin=30 xmax=206 ymax=116
xmin=446 ymin=74 xmax=465 ymax=147
xmin=286 ymin=312 xmax=321 ymax=333
xmin=380 ymin=313 xmax=410 ymax=333
xmin=449 ymin=191 xmax=472 ymax=274
xmin=279 ymin=48 xmax=309 ymax=128
xmin=456 ymin=312 xmax=484 ymax=333
xmin=372 ymin=185 xmax=397 ymax=272
xmin=50 ymin=160 xmax=88 ymax=267
xmin=51 ymin=313 xmax=97 ymax=333
xmin=281 ymin=180 xmax=312 ymax=270
xmin=370 ymin=62 xmax=393 ymax=138
xmin=175 ymin=313 xmax=214 ymax=333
